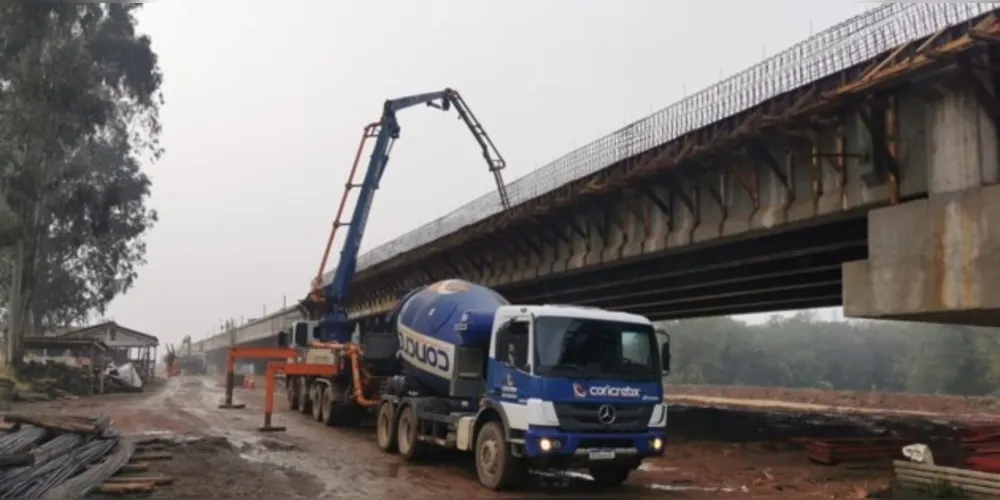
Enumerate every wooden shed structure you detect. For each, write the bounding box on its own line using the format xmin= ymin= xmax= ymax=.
xmin=53 ymin=321 xmax=159 ymax=383
xmin=22 ymin=337 xmax=112 ymax=395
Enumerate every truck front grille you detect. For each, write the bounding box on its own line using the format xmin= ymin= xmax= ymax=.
xmin=553 ymin=403 xmax=652 ymax=433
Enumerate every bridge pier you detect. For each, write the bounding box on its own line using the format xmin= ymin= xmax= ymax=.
xmin=844 ymin=86 xmax=1000 ymax=326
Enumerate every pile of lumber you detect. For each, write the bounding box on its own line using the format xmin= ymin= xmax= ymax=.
xmin=94 ymin=437 xmax=175 ymax=496
xmin=894 ymin=459 xmax=1000 ymax=497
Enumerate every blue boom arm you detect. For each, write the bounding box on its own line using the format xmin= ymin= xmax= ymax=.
xmin=308 ymin=89 xmax=510 ymax=343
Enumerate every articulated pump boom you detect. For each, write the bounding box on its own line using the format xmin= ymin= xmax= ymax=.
xmin=250 ymin=88 xmax=671 ymax=492
xmin=302 ymin=88 xmax=510 ymax=344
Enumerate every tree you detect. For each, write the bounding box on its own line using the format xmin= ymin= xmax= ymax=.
xmin=0 ymin=4 xmax=162 ymax=368
xmin=35 ymin=128 xmax=158 ymax=327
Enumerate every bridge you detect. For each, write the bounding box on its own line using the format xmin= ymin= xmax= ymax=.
xmin=192 ymin=4 xmax=1000 ymax=371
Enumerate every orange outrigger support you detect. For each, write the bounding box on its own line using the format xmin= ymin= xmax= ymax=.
xmin=257 ymin=344 xmax=382 ymax=432
xmin=259 ymin=360 xmax=337 ymax=432
xmin=218 ymin=346 xmax=301 ymax=409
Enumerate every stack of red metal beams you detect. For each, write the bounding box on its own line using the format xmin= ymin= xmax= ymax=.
xmin=791 ymin=436 xmax=908 ymax=465
xmin=959 ymin=424 xmax=1000 ymax=473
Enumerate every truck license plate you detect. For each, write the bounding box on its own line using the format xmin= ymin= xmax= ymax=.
xmin=588 ymin=450 xmax=616 ymax=460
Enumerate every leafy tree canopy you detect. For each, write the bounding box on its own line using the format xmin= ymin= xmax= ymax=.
xmin=0 ymin=3 xmax=163 ymax=355
xmin=664 ymin=312 xmax=1000 ymax=397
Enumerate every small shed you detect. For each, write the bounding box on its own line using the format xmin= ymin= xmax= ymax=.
xmin=22 ymin=337 xmax=112 ymax=395
xmin=55 ymin=321 xmax=159 ymax=383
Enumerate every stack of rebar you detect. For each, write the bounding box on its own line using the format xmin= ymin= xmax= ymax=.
xmin=0 ymin=413 xmax=131 ymax=498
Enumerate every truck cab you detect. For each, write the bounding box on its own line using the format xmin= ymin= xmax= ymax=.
xmin=467 ymin=304 xmax=670 ymax=488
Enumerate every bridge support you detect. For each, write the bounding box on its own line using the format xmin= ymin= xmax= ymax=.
xmin=844 ymin=85 xmax=1000 ymax=325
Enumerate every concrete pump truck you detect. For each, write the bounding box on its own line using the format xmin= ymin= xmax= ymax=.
xmin=264 ymin=89 xmax=671 ymax=491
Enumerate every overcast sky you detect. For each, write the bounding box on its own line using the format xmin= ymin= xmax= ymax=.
xmin=106 ymin=1 xmax=871 ymax=345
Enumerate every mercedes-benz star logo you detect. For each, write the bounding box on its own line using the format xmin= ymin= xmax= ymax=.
xmin=597 ymin=404 xmax=616 ymax=425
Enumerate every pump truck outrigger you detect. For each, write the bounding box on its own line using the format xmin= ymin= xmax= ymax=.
xmin=247 ymin=88 xmax=672 ymax=491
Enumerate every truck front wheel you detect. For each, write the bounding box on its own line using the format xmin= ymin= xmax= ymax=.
xmin=588 ymin=466 xmax=631 ymax=487
xmin=475 ymin=421 xmax=525 ymax=491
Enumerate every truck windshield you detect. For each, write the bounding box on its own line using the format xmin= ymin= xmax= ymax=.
xmin=532 ymin=316 xmax=658 ymax=381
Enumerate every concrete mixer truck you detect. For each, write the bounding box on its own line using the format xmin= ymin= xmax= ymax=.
xmin=261 ymin=89 xmax=670 ymax=491
xmin=278 ymin=279 xmax=671 ymax=490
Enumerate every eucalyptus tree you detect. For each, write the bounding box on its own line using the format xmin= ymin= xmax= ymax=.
xmin=0 ymin=3 xmax=162 ymax=368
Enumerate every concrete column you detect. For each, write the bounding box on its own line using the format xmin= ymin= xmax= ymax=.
xmin=843 ymin=88 xmax=1000 ymax=326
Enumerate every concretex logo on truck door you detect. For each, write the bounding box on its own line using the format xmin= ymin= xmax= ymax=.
xmin=573 ymin=382 xmax=641 ymax=399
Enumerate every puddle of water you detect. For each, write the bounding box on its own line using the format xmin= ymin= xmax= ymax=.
xmin=648 ymin=483 xmax=750 ymax=493
xmin=561 ymin=470 xmax=748 ymax=493
xmin=121 ymin=430 xmax=204 ymax=443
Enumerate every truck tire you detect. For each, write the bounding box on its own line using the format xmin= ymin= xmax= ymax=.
xmin=323 ymin=387 xmax=362 ymax=427
xmin=297 ymin=379 xmax=312 ymax=415
xmin=396 ymin=405 xmax=425 ymax=462
xmin=588 ymin=466 xmax=631 ymax=487
xmin=311 ymin=386 xmax=325 ymax=422
xmin=475 ymin=420 xmax=525 ymax=491
xmin=286 ymin=378 xmax=299 ymax=411
xmin=375 ymin=402 xmax=397 ymax=453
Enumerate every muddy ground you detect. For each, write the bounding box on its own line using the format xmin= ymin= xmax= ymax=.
xmin=16 ymin=377 xmax=962 ymax=498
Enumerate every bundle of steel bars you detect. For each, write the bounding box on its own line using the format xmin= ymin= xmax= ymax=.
xmin=0 ymin=413 xmax=132 ymax=498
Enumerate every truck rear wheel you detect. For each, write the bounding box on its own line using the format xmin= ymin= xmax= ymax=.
xmin=286 ymin=377 xmax=299 ymax=411
xmin=396 ymin=405 xmax=425 ymax=461
xmin=588 ymin=466 xmax=631 ymax=487
xmin=297 ymin=379 xmax=312 ymax=415
xmin=475 ymin=420 xmax=525 ymax=491
xmin=323 ymin=387 xmax=362 ymax=427
xmin=375 ymin=402 xmax=397 ymax=453
xmin=311 ymin=386 xmax=326 ymax=422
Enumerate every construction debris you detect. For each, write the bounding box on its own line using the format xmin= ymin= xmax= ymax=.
xmin=8 ymin=361 xmax=144 ymax=403
xmin=956 ymin=423 xmax=1000 ymax=473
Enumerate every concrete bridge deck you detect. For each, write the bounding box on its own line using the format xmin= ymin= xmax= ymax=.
xmin=193 ymin=4 xmax=1000 ymax=358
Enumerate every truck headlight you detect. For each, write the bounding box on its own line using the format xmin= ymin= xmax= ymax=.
xmin=651 ymin=438 xmax=663 ymax=451
xmin=539 ymin=438 xmax=559 ymax=452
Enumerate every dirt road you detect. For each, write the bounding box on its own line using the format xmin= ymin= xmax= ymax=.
xmin=26 ymin=377 xmax=898 ymax=497
xmin=31 ymin=378 xmax=684 ymax=497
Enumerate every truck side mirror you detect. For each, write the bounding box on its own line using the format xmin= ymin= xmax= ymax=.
xmin=656 ymin=329 xmax=671 ymax=376
xmin=277 ymin=331 xmax=289 ymax=347
xmin=660 ymin=342 xmax=671 ymax=375
xmin=294 ymin=323 xmax=309 ymax=346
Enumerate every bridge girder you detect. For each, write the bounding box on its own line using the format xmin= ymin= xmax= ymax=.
xmin=346 ymin=13 xmax=1000 ymax=321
